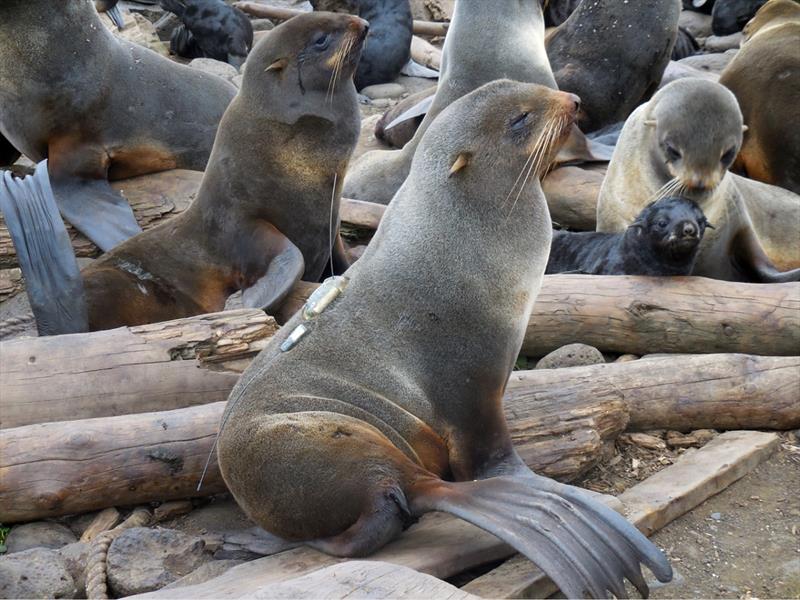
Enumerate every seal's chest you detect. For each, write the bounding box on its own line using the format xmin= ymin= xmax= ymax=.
xmin=281 ymin=276 xmax=349 ymax=352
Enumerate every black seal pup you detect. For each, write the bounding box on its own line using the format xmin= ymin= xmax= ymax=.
xmin=158 ymin=0 xmax=254 ymax=69
xmin=546 ymin=197 xmax=711 ymax=276
xmin=217 ymin=80 xmax=672 ymax=599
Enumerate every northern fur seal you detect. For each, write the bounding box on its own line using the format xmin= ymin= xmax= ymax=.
xmin=597 ymin=79 xmax=800 ymax=283
xmin=712 ymin=0 xmax=769 ymax=34
xmin=343 ymin=0 xmax=556 ymax=204
xmin=217 ymin=80 xmax=672 ymax=599
xmin=311 ymin=0 xmax=413 ymax=90
xmin=545 ymin=0 xmax=681 ymax=133
xmin=719 ymin=0 xmax=800 ymax=194
xmin=0 ymin=12 xmax=366 ymax=334
xmin=546 ymin=196 xmax=710 ymax=276
xmin=0 ymin=0 xmax=236 ymax=251
xmin=159 ymin=0 xmax=254 ymax=69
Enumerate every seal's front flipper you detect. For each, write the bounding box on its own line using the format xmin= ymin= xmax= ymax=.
xmin=732 ymin=227 xmax=800 ymax=283
xmin=242 ymin=235 xmax=304 ymax=314
xmin=410 ymin=474 xmax=673 ymax=599
xmin=0 ymin=161 xmax=89 ymax=335
xmin=50 ymin=176 xmax=142 ymax=252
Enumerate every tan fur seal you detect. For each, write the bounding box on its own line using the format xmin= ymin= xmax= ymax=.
xmin=597 ymin=79 xmax=800 ymax=282
xmin=545 ymin=0 xmax=681 ymax=133
xmin=0 ymin=12 xmax=367 ymax=334
xmin=719 ymin=0 xmax=800 ymax=194
xmin=0 ymin=0 xmax=235 ymax=252
xmin=342 ymin=0 xmax=556 ymax=204
xmin=217 ymin=80 xmax=673 ymax=599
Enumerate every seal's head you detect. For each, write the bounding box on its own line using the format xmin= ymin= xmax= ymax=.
xmin=644 ymin=80 xmax=746 ymax=196
xmin=418 ymin=80 xmax=580 ymax=199
xmin=242 ymin=12 xmax=368 ymax=123
xmin=741 ymin=0 xmax=800 ymax=41
xmin=631 ymin=196 xmax=711 ymax=260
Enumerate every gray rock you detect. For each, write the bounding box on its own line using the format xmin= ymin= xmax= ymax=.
xmin=679 ymin=49 xmax=738 ymax=74
xmin=679 ymin=10 xmax=712 ymax=39
xmin=361 ymin=83 xmax=406 ymax=100
xmin=106 ymin=528 xmax=214 ymax=597
xmin=250 ymin=18 xmax=274 ymax=31
xmin=57 ymin=542 xmax=91 ymax=598
xmin=6 ymin=522 xmax=78 ymax=554
xmin=189 ymin=58 xmax=240 ymax=82
xmin=704 ymin=32 xmax=742 ymax=52
xmin=0 ymin=548 xmax=77 ymax=599
xmin=535 ymin=343 xmax=605 ymax=370
xmin=162 ymin=560 xmax=244 ymax=589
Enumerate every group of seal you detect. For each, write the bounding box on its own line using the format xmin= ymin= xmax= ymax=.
xmin=1 ymin=11 xmax=367 ymax=334
xmin=597 ymin=78 xmax=800 ymax=282
xmin=217 ymin=80 xmax=673 ymax=599
xmin=547 ymin=196 xmax=710 ymax=276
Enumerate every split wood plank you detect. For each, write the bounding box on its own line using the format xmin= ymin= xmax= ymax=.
xmin=0 ymin=309 xmax=277 ymax=429
xmin=461 ymin=430 xmax=781 ymax=598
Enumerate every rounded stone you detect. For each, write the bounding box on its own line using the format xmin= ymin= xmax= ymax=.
xmin=535 ymin=343 xmax=605 ymax=370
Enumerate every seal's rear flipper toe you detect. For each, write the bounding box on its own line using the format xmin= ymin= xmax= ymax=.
xmin=0 ymin=161 xmax=89 ymax=335
xmin=106 ymin=4 xmax=125 ymax=30
xmin=50 ymin=176 xmax=142 ymax=252
xmin=242 ymin=238 xmax=304 ymax=314
xmin=411 ymin=475 xmax=672 ymax=599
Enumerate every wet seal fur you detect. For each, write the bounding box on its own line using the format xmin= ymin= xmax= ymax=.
xmin=0 ymin=0 xmax=236 ymax=251
xmin=545 ymin=0 xmax=681 ymax=133
xmin=546 ymin=196 xmax=710 ymax=276
xmin=1 ymin=12 xmax=366 ymax=334
xmin=217 ymin=80 xmax=672 ymax=599
xmin=597 ymin=78 xmax=800 ymax=282
xmin=719 ymin=0 xmax=800 ymax=194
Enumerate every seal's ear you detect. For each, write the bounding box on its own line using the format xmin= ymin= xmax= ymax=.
xmin=644 ymin=119 xmax=657 ymax=127
xmin=704 ymin=218 xmax=715 ymax=230
xmin=265 ymin=58 xmax=288 ymax=72
xmin=449 ymin=153 xmax=470 ymax=177
xmin=741 ymin=125 xmax=749 ymax=133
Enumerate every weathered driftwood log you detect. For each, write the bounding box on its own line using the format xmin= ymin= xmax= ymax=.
xmin=0 ymin=267 xmax=22 ymax=303
xmin=0 ymin=309 xmax=277 ymax=429
xmin=525 ymin=275 xmax=800 ymax=356
xmin=0 ymin=368 xmax=628 ymax=522
xmin=0 ymin=170 xmax=200 ymax=269
xmin=542 ymin=165 xmax=605 ymax=231
xmin=233 ymin=2 xmax=450 ymax=35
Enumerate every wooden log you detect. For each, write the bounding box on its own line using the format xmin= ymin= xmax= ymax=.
xmin=0 ymin=369 xmax=626 ymax=522
xmin=525 ymin=275 xmax=800 ymax=357
xmin=0 ymin=267 xmax=22 ymax=302
xmin=0 ymin=170 xmax=201 ymax=269
xmin=542 ymin=165 xmax=604 ymax=231
xmin=0 ymin=309 xmax=277 ymax=429
xmin=461 ymin=430 xmax=780 ymax=598
xmin=411 ymin=35 xmax=442 ymax=70
xmin=233 ymin=2 xmax=450 ymax=36
xmin=340 ymin=197 xmax=385 ymax=230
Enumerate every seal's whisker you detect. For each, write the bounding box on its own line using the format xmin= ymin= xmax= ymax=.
xmin=506 ymin=119 xmax=557 ymax=219
xmin=329 ymin=171 xmax=338 ymax=277
xmin=503 ymin=117 xmax=555 ymax=209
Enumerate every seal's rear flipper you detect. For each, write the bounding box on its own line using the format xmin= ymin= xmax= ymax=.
xmin=556 ymin=125 xmax=614 ymax=166
xmin=0 ymin=161 xmax=89 ymax=335
xmin=242 ymin=239 xmax=304 ymax=315
xmin=50 ymin=176 xmax=142 ymax=252
xmin=106 ymin=3 xmax=126 ymax=30
xmin=410 ymin=474 xmax=673 ymax=599
xmin=732 ymin=227 xmax=800 ymax=283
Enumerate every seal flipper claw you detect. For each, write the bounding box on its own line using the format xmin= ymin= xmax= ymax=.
xmin=241 ymin=241 xmax=304 ymax=314
xmin=0 ymin=160 xmax=89 ymax=335
xmin=410 ymin=475 xmax=672 ymax=599
xmin=50 ymin=176 xmax=142 ymax=252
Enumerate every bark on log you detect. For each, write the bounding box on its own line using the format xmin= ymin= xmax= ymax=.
xmin=542 ymin=165 xmax=604 ymax=232
xmin=0 ymin=170 xmax=201 ymax=269
xmin=525 ymin=275 xmax=800 ymax=357
xmin=0 ymin=369 xmax=627 ymax=522
xmin=0 ymin=309 xmax=277 ymax=429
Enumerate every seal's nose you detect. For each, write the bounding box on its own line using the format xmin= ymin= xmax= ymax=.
xmin=568 ymin=93 xmax=581 ymax=112
xmin=681 ymin=222 xmax=697 ymax=238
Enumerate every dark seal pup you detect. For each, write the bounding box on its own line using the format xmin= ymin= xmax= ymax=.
xmin=0 ymin=0 xmax=236 ymax=251
xmin=311 ymin=0 xmax=413 ymax=90
xmin=0 ymin=12 xmax=366 ymax=335
xmin=546 ymin=197 xmax=711 ymax=276
xmin=158 ymin=0 xmax=254 ymax=69
xmin=217 ymin=80 xmax=672 ymax=599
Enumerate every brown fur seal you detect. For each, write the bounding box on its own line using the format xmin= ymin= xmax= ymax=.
xmin=217 ymin=80 xmax=672 ymax=599
xmin=342 ymin=0 xmax=556 ymax=204
xmin=597 ymin=79 xmax=800 ymax=282
xmin=545 ymin=0 xmax=681 ymax=133
xmin=0 ymin=12 xmax=366 ymax=334
xmin=0 ymin=0 xmax=236 ymax=252
xmin=719 ymin=0 xmax=800 ymax=194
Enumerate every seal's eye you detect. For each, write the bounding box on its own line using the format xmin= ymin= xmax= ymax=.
xmin=721 ymin=147 xmax=736 ymax=166
xmin=664 ymin=144 xmax=682 ymax=162
xmin=657 ymin=219 xmax=669 ymax=228
xmin=313 ymin=33 xmax=331 ymax=51
xmin=510 ymin=112 xmax=530 ymax=132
